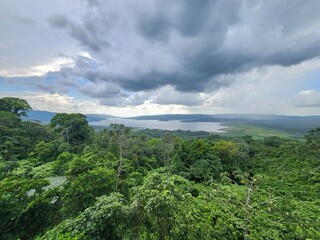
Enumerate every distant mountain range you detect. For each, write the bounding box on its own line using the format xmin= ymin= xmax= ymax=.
xmin=128 ymin=113 xmax=320 ymax=121
xmin=128 ymin=114 xmax=320 ymax=134
xmin=128 ymin=113 xmax=286 ymax=121
xmin=24 ymin=111 xmax=320 ymax=136
xmin=23 ymin=110 xmax=117 ymax=123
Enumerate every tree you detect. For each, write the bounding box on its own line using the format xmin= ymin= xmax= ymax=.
xmin=0 ymin=177 xmax=50 ymax=239
xmin=108 ymin=124 xmax=131 ymax=182
xmin=264 ymin=136 xmax=286 ymax=148
xmin=40 ymin=193 xmax=129 ymax=240
xmin=213 ymin=140 xmax=239 ymax=172
xmin=0 ymin=111 xmax=30 ymax=160
xmin=0 ymin=97 xmax=32 ymax=117
xmin=52 ymin=152 xmax=75 ymax=175
xmin=132 ymin=172 xmax=192 ymax=240
xmin=32 ymin=141 xmax=60 ymax=163
xmin=24 ymin=121 xmax=53 ymax=146
xmin=61 ymin=167 xmax=116 ymax=217
xmin=161 ymin=132 xmax=175 ymax=168
xmin=304 ymin=127 xmax=320 ymax=155
xmin=14 ymin=188 xmax=63 ymax=240
xmin=305 ymin=127 xmax=320 ymax=143
xmin=0 ymin=98 xmax=33 ymax=161
xmin=172 ymin=139 xmax=222 ymax=182
xmin=50 ymin=113 xmax=92 ymax=150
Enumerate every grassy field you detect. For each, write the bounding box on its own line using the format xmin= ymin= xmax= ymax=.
xmin=221 ymin=123 xmax=304 ymax=140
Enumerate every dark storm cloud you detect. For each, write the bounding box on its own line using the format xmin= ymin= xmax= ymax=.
xmin=82 ymin=0 xmax=100 ymax=8
xmin=116 ymin=69 xmax=230 ymax=93
xmin=135 ymin=8 xmax=172 ymax=41
xmin=176 ymin=0 xmax=241 ymax=38
xmin=152 ymin=86 xmax=204 ymax=106
xmin=135 ymin=0 xmax=241 ymax=40
xmin=175 ymin=0 xmax=214 ymax=37
xmin=49 ymin=14 xmax=110 ymax=52
xmin=262 ymin=36 xmax=320 ymax=67
xmin=45 ymin=0 xmax=320 ymax=105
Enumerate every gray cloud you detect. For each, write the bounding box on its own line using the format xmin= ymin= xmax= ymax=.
xmin=82 ymin=0 xmax=100 ymax=8
xmin=152 ymin=86 xmax=204 ymax=106
xmin=4 ymin=74 xmax=71 ymax=94
xmin=49 ymin=14 xmax=110 ymax=52
xmin=0 ymin=0 xmax=79 ymax=72
xmin=46 ymin=0 xmax=320 ymax=97
xmin=135 ymin=6 xmax=172 ymax=41
xmin=2 ymin=0 xmax=320 ymax=110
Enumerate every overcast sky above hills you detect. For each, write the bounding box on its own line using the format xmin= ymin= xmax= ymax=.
xmin=1 ymin=0 xmax=320 ymax=116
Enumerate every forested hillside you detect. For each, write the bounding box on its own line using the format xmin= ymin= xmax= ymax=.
xmin=1 ymin=97 xmax=319 ymax=240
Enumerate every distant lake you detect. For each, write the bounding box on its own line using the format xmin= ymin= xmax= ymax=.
xmin=91 ymin=118 xmax=226 ymax=133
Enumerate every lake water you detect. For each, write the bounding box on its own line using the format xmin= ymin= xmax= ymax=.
xmin=91 ymin=118 xmax=226 ymax=133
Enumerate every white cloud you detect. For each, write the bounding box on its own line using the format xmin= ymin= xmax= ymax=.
xmin=0 ymin=91 xmax=99 ymax=113
xmin=293 ymin=90 xmax=320 ymax=108
xmin=0 ymin=0 xmax=80 ymax=74
xmin=192 ymin=58 xmax=320 ymax=115
xmin=0 ymin=91 xmax=188 ymax=117
xmin=1 ymin=57 xmax=75 ymax=77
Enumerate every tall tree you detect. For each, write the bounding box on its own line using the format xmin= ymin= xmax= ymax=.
xmin=132 ymin=172 xmax=192 ymax=240
xmin=0 ymin=97 xmax=32 ymax=117
xmin=50 ymin=113 xmax=92 ymax=150
xmin=108 ymin=124 xmax=131 ymax=182
xmin=0 ymin=98 xmax=32 ymax=160
xmin=0 ymin=111 xmax=30 ymax=160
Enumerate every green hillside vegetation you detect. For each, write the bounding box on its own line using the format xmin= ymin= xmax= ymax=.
xmin=0 ymin=97 xmax=319 ymax=239
xmin=221 ymin=123 xmax=303 ymax=140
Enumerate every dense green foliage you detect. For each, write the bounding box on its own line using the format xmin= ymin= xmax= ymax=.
xmin=0 ymin=97 xmax=32 ymax=117
xmin=0 ymin=97 xmax=319 ymax=239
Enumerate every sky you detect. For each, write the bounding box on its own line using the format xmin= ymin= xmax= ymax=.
xmin=1 ymin=0 xmax=320 ymax=117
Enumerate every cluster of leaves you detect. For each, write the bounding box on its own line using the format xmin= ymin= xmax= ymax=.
xmin=0 ymin=97 xmax=319 ymax=239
